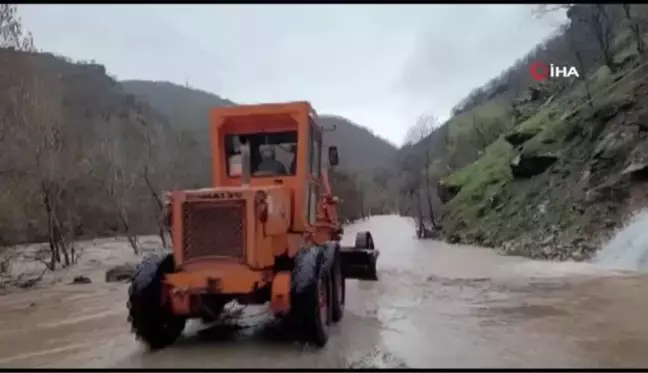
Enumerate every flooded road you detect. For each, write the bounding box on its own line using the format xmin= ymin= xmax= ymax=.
xmin=2 ymin=215 xmax=648 ymax=368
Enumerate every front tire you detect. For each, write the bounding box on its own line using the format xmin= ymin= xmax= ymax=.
xmin=127 ymin=253 xmax=186 ymax=350
xmin=290 ymin=247 xmax=330 ymax=347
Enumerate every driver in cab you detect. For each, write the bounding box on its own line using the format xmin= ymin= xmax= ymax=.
xmin=255 ymin=146 xmax=288 ymax=176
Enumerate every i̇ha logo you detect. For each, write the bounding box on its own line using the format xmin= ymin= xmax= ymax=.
xmin=529 ymin=61 xmax=580 ymax=81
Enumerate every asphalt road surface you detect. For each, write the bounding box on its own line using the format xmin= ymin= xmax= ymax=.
xmin=2 ymin=215 xmax=648 ymax=368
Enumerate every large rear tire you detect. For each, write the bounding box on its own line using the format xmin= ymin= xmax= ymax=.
xmin=331 ymin=253 xmax=345 ymax=323
xmin=290 ymin=247 xmax=330 ymax=347
xmin=127 ymin=253 xmax=186 ymax=350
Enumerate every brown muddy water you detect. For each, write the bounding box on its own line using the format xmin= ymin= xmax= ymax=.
xmin=1 ymin=215 xmax=648 ymax=368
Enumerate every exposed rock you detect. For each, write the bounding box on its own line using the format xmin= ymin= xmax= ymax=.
xmin=621 ymin=161 xmax=648 ymax=180
xmin=542 ymin=246 xmax=555 ymax=257
xmin=71 ymin=275 xmax=91 ymax=285
xmin=466 ymin=230 xmax=486 ymax=246
xmin=504 ymin=129 xmax=539 ymax=147
xmin=481 ymin=236 xmax=495 ymax=248
xmin=592 ymin=95 xmax=633 ymax=123
xmin=500 ymin=241 xmax=516 ymax=254
xmin=584 ymin=177 xmax=630 ymax=204
xmin=593 ymin=104 xmax=618 ymax=123
xmin=632 ymin=109 xmax=648 ymax=132
xmin=617 ymin=95 xmax=636 ymax=112
xmin=593 ymin=128 xmax=637 ymax=160
xmin=510 ymin=152 xmax=559 ymax=178
xmin=540 ymin=234 xmax=555 ymax=245
xmin=559 ymin=110 xmax=579 ymax=123
xmin=105 ymin=263 xmax=137 ymax=283
xmin=437 ymin=181 xmax=461 ymax=204
xmin=541 ymin=137 xmax=557 ymax=145
xmin=488 ymin=193 xmax=502 ymax=209
xmin=16 ymin=277 xmax=42 ymax=289
xmin=579 ymin=169 xmax=591 ymax=185
xmin=537 ymin=200 xmax=549 ymax=214
xmin=570 ymin=236 xmax=586 ymax=245
xmin=447 ymin=234 xmax=460 ymax=244
xmin=417 ymin=226 xmax=441 ymax=239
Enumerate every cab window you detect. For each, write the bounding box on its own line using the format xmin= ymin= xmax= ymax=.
xmin=224 ymin=131 xmax=298 ymax=177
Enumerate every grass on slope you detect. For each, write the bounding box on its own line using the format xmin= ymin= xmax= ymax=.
xmin=442 ymin=138 xmax=515 ymax=230
xmin=420 ymin=96 xmax=517 ymax=187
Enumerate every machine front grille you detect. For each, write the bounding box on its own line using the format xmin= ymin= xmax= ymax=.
xmin=182 ymin=199 xmax=246 ymax=262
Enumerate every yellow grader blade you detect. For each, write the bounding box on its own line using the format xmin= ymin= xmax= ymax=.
xmin=340 ymin=248 xmax=379 ymax=281
xmin=340 ymin=231 xmax=379 ymax=281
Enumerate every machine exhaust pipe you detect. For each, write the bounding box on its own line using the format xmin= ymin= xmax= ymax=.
xmin=240 ymin=141 xmax=251 ymax=186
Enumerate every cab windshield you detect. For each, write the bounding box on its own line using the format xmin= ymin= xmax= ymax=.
xmin=225 ymin=131 xmax=298 ymax=177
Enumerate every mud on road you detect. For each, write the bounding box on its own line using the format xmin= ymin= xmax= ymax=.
xmin=1 ymin=215 xmax=648 ymax=368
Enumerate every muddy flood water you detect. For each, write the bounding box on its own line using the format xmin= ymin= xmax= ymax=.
xmin=1 ymin=215 xmax=648 ymax=368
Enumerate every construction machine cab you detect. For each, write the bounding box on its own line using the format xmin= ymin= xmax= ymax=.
xmin=210 ymin=101 xmax=336 ymax=233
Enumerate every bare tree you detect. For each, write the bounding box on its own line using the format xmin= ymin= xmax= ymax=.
xmin=532 ymin=4 xmax=572 ymax=20
xmin=329 ymin=168 xmax=364 ymax=224
xmin=568 ymin=5 xmax=618 ymax=72
xmin=575 ymin=50 xmax=594 ymax=109
xmin=8 ymin=69 xmax=80 ymax=270
xmin=534 ymin=4 xmax=601 ymax=108
xmin=0 ymin=4 xmax=34 ymax=160
xmin=403 ymin=115 xmax=442 ymax=236
xmin=0 ymin=4 xmax=34 ymax=51
xmin=140 ymin=116 xmax=174 ymax=247
xmin=470 ymin=115 xmax=492 ymax=153
xmin=622 ymin=4 xmax=646 ymax=58
xmin=0 ymin=4 xmax=227 ymax=270
xmin=97 ymin=118 xmax=144 ymax=254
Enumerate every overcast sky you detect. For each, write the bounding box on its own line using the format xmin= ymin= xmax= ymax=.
xmin=19 ymin=5 xmax=566 ymax=146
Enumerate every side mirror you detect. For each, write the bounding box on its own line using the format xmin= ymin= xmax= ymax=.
xmin=328 ymin=146 xmax=339 ymax=167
